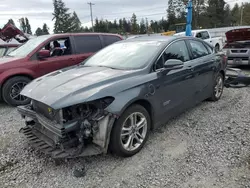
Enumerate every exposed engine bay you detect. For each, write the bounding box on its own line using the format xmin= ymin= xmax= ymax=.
xmin=18 ymin=97 xmax=117 ymax=158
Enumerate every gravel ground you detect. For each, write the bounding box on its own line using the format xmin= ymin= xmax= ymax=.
xmin=0 ymin=87 xmax=250 ymax=188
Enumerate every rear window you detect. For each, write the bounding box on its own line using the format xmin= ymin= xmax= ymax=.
xmin=74 ymin=35 xmax=102 ymax=54
xmin=102 ymin=35 xmax=121 ymax=46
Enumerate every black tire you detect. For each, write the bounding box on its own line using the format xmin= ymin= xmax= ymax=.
xmin=109 ymin=104 xmax=151 ymax=157
xmin=2 ymin=76 xmax=31 ymax=106
xmin=208 ymin=72 xmax=224 ymax=101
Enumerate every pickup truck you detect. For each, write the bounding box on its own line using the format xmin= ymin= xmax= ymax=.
xmin=174 ymin=29 xmax=223 ymax=52
xmin=0 ymin=28 xmax=123 ymax=106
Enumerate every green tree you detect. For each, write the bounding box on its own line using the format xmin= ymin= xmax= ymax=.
xmin=42 ymin=23 xmax=50 ymax=34
xmin=19 ymin=17 xmax=32 ymax=34
xmin=231 ymin=3 xmax=240 ymax=26
xmin=223 ymin=4 xmax=232 ymax=26
xmin=206 ymin=0 xmax=226 ymax=28
xmin=35 ymin=27 xmax=43 ymax=36
xmin=131 ymin=13 xmax=138 ymax=34
xmin=25 ymin=17 xmax=32 ymax=34
xmin=242 ymin=3 xmax=250 ymax=25
xmin=139 ymin=18 xmax=146 ymax=34
xmin=52 ymin=0 xmax=72 ymax=33
xmin=7 ymin=19 xmax=15 ymax=26
xmin=167 ymin=0 xmax=176 ymax=30
xmin=70 ymin=11 xmax=82 ymax=32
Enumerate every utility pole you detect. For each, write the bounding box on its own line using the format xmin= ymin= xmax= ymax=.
xmin=87 ymin=2 xmax=95 ymax=32
xmin=240 ymin=3 xmax=244 ymax=26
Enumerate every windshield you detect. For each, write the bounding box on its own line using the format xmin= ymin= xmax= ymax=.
xmin=83 ymin=41 xmax=164 ymax=70
xmin=8 ymin=35 xmax=51 ymax=57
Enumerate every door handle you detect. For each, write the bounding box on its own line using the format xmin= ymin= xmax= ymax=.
xmin=187 ymin=66 xmax=194 ymax=71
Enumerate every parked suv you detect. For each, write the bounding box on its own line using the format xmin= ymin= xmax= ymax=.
xmin=0 ymin=33 xmax=123 ymax=106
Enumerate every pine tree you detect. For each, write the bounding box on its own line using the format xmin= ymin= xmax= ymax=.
xmin=139 ymin=18 xmax=146 ymax=34
xmin=52 ymin=0 xmax=72 ymax=33
xmin=231 ymin=3 xmax=240 ymax=26
xmin=25 ymin=18 xmax=32 ymax=34
xmin=7 ymin=19 xmax=15 ymax=26
xmin=35 ymin=27 xmax=43 ymax=36
xmin=19 ymin=18 xmax=26 ymax=33
xmin=131 ymin=13 xmax=138 ymax=34
xmin=70 ymin=11 xmax=82 ymax=32
xmin=42 ymin=23 xmax=49 ymax=34
xmin=167 ymin=0 xmax=176 ymax=30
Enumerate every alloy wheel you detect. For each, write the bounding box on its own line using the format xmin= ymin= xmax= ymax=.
xmin=120 ymin=112 xmax=148 ymax=152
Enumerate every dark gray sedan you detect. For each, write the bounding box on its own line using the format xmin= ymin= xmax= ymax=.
xmin=17 ymin=36 xmax=227 ymax=158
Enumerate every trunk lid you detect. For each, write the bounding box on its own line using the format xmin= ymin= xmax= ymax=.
xmin=0 ymin=23 xmax=29 ymax=43
xmin=225 ymin=28 xmax=250 ymax=43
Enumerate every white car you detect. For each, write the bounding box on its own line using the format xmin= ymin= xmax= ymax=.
xmin=174 ymin=29 xmax=223 ymax=52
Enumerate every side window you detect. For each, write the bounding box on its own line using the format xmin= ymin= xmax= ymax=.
xmin=201 ymin=31 xmax=210 ymax=40
xmin=196 ymin=32 xmax=202 ymax=39
xmin=39 ymin=37 xmax=70 ymax=57
xmin=189 ymin=40 xmax=209 ymax=59
xmin=204 ymin=43 xmax=213 ymax=54
xmin=155 ymin=40 xmax=190 ymax=70
xmin=74 ymin=35 xmax=102 ymax=54
xmin=103 ymin=35 xmax=121 ymax=46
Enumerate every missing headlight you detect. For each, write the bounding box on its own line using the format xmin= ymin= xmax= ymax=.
xmin=62 ymin=97 xmax=114 ymax=124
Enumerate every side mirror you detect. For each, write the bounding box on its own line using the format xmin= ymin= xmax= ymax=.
xmin=164 ymin=59 xmax=184 ymax=70
xmin=37 ymin=49 xmax=50 ymax=59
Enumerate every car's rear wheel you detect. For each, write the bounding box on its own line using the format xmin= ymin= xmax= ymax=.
xmin=2 ymin=76 xmax=31 ymax=106
xmin=109 ymin=104 xmax=151 ymax=157
xmin=208 ymin=72 xmax=224 ymax=101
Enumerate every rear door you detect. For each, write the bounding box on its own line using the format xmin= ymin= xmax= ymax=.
xmin=71 ymin=35 xmax=103 ymax=65
xmin=186 ymin=39 xmax=216 ymax=101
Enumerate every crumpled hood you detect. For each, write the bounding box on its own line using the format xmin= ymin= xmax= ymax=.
xmin=21 ymin=65 xmax=143 ymax=109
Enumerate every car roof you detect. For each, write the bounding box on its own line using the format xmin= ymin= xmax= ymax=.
xmin=122 ymin=35 xmax=192 ymax=43
xmin=48 ymin=32 xmax=123 ymax=38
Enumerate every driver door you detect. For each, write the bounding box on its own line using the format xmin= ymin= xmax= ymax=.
xmin=152 ymin=40 xmax=197 ymax=122
xmin=33 ymin=37 xmax=77 ymax=77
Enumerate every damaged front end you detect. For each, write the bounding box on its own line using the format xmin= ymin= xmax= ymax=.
xmin=17 ymin=97 xmax=117 ymax=158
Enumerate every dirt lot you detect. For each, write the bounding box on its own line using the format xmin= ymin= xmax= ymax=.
xmin=0 ymin=86 xmax=250 ymax=188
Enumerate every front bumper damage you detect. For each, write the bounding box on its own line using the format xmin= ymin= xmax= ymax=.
xmin=17 ymin=104 xmax=116 ymax=159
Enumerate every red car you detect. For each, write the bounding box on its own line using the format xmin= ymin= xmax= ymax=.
xmin=0 ymin=28 xmax=123 ymax=106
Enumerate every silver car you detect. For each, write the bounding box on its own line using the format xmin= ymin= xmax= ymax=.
xmin=223 ymin=28 xmax=250 ymax=66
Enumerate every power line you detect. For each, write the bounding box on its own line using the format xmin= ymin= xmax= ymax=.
xmin=87 ymin=2 xmax=95 ymax=32
xmin=82 ymin=12 xmax=166 ymax=21
xmin=95 ymin=6 xmax=167 ymax=16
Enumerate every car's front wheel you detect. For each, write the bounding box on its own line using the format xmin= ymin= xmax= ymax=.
xmin=109 ymin=104 xmax=151 ymax=157
xmin=2 ymin=76 xmax=31 ymax=106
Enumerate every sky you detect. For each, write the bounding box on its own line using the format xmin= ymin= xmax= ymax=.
xmin=0 ymin=0 xmax=248 ymax=34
